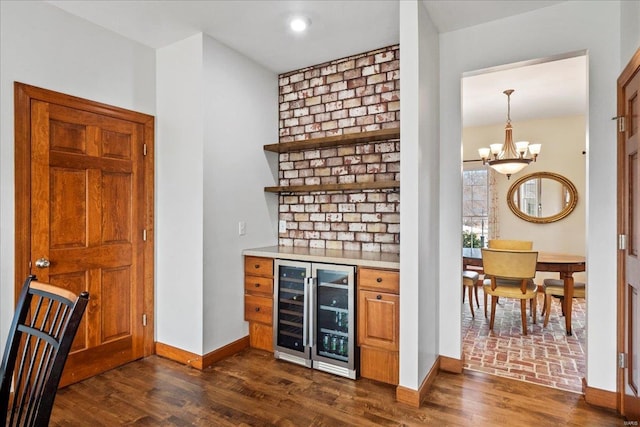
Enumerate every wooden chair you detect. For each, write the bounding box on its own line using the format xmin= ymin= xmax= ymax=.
xmin=541 ymin=278 xmax=586 ymax=327
xmin=482 ymin=248 xmax=539 ymax=335
xmin=483 ymin=240 xmax=533 ymax=316
xmin=488 ymin=239 xmax=533 ymax=250
xmin=462 ymin=270 xmax=480 ymax=317
xmin=0 ymin=275 xmax=89 ymax=426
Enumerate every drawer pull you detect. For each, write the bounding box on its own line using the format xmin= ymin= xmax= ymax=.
xmin=254 ymin=264 xmax=260 ymax=269
xmin=255 ymin=283 xmax=260 ymax=288
xmin=376 ymin=295 xmax=382 ymax=300
xmin=255 ymin=307 xmax=261 ymax=312
xmin=376 ymin=277 xmax=383 ymax=283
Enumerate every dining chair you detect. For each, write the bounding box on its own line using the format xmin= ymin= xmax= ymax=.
xmin=481 ymin=248 xmax=539 ymax=335
xmin=0 ymin=275 xmax=89 ymax=426
xmin=483 ymin=240 xmax=534 ymax=316
xmin=541 ymin=278 xmax=586 ymax=328
xmin=462 ymin=270 xmax=480 ymax=317
xmin=487 ymin=239 xmax=533 ymax=250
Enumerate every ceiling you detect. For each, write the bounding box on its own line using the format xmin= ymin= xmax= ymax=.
xmin=46 ymin=0 xmax=583 ymax=126
xmin=462 ymin=54 xmax=587 ymax=127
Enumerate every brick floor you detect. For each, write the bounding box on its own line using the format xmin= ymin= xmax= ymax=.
xmin=462 ymin=287 xmax=586 ymax=393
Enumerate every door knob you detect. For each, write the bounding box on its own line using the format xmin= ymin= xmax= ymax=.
xmin=35 ymin=258 xmax=50 ymax=268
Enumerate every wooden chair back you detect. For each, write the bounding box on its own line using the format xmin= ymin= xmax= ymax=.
xmin=0 ymin=275 xmax=89 ymax=426
xmin=481 ymin=248 xmax=538 ymax=293
xmin=488 ymin=239 xmax=533 ymax=250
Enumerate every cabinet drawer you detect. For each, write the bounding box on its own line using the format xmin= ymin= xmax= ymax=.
xmin=358 ymin=268 xmax=399 ymax=294
xmin=244 ymin=294 xmax=273 ymax=324
xmin=244 ymin=256 xmax=274 ymax=278
xmin=244 ymin=275 xmax=273 ymax=296
xmin=358 ymin=290 xmax=399 ymax=351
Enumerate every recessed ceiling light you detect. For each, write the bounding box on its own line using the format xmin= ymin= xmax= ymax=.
xmin=289 ymin=16 xmax=311 ymax=32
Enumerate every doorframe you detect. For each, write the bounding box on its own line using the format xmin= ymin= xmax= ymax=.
xmin=13 ymin=82 xmax=156 ymax=357
xmin=617 ymin=48 xmax=640 ymax=415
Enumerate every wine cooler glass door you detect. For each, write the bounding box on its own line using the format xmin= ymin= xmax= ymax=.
xmin=313 ymin=264 xmax=355 ymax=374
xmin=274 ymin=260 xmax=310 ymax=362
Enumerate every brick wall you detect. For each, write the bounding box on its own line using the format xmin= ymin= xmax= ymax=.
xmin=277 ymin=45 xmax=400 ymax=253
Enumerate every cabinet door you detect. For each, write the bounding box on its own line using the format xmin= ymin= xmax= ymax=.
xmin=358 ymin=290 xmax=399 ymax=351
xmin=249 ymin=322 xmax=273 ymax=352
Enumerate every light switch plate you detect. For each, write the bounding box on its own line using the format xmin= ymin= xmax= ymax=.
xmin=238 ymin=221 xmax=246 ymax=236
xmin=278 ymin=220 xmax=287 ymax=233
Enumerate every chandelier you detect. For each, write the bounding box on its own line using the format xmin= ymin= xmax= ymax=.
xmin=478 ymin=89 xmax=541 ymax=179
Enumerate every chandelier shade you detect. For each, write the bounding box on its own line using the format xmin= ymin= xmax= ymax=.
xmin=478 ymin=89 xmax=541 ymax=179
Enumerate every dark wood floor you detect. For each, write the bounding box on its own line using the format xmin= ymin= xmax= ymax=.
xmin=50 ymin=348 xmax=623 ymax=426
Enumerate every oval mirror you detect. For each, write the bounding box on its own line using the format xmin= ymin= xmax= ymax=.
xmin=507 ymin=172 xmax=578 ymax=224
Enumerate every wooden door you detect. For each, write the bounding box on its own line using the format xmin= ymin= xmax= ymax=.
xmin=619 ymin=47 xmax=640 ymax=421
xmin=15 ymin=83 xmax=155 ymax=387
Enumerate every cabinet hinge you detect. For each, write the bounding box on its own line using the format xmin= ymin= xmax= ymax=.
xmin=142 ymin=314 xmax=147 ymax=327
xmin=143 ymin=229 xmax=147 ymax=241
xmin=619 ymin=352 xmax=627 ymax=369
xmin=619 ymin=234 xmax=628 ymax=250
xmin=143 ymin=144 xmax=147 ymax=156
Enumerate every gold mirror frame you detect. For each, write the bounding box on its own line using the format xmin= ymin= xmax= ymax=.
xmin=507 ymin=171 xmax=578 ymax=224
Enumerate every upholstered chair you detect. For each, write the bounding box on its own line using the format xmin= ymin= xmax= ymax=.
xmin=481 ymin=248 xmax=539 ymax=335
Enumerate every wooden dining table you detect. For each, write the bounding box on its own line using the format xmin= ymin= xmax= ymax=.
xmin=462 ymin=248 xmax=586 ymax=335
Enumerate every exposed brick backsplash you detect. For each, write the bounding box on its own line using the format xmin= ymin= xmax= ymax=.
xmin=279 ymin=45 xmax=399 ymax=142
xmin=277 ymin=45 xmax=400 ymax=253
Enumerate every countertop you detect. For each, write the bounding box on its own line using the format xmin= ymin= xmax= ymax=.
xmin=243 ymin=246 xmax=400 ymax=270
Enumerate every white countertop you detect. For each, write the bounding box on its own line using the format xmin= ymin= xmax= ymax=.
xmin=243 ymin=246 xmax=400 ymax=270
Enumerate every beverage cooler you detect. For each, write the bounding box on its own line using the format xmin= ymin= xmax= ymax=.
xmin=273 ymin=260 xmax=357 ymax=379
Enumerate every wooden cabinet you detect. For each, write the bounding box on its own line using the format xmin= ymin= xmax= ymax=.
xmin=357 ymin=267 xmax=399 ymax=385
xmin=244 ymin=256 xmax=274 ymax=352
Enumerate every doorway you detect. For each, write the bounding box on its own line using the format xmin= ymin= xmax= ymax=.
xmin=460 ymin=52 xmax=588 ymax=392
xmin=14 ymin=83 xmax=155 ymax=386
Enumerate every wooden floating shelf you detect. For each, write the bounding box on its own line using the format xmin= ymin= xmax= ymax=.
xmin=264 ymin=128 xmax=400 ymax=154
xmin=264 ymin=181 xmax=400 ymax=194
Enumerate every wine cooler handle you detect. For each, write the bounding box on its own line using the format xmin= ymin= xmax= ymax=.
xmin=302 ymin=277 xmax=308 ymax=349
xmin=308 ymin=277 xmax=315 ymax=348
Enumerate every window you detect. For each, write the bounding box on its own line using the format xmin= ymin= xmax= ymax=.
xmin=463 ymin=169 xmax=488 ymax=248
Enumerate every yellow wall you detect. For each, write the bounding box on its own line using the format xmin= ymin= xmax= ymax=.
xmin=463 ymin=115 xmax=586 ymax=283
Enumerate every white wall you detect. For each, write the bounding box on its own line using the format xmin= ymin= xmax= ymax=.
xmin=463 ymin=115 xmax=587 ymax=283
xmin=156 ymin=33 xmax=277 ymax=355
xmin=202 ymin=35 xmax=278 ymax=352
xmin=0 ymin=1 xmax=155 ymax=353
xmin=620 ymin=0 xmax=640 ymax=66
xmin=156 ymin=34 xmax=205 ymax=354
xmin=439 ymin=1 xmax=620 ymax=391
xmin=399 ymin=0 xmax=440 ymax=390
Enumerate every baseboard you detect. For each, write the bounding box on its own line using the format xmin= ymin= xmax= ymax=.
xmin=396 ymin=356 xmax=440 ymax=407
xmin=155 ymin=336 xmax=250 ymax=370
xmin=439 ymin=354 xmax=464 ymax=374
xmin=201 ymin=336 xmax=250 ymax=369
xmin=582 ymin=378 xmax=617 ymax=410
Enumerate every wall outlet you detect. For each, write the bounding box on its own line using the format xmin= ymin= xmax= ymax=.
xmin=278 ymin=220 xmax=287 ymax=233
xmin=238 ymin=221 xmax=246 ymax=236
